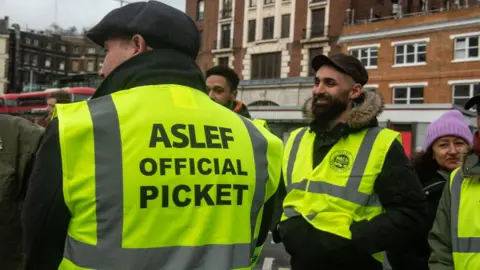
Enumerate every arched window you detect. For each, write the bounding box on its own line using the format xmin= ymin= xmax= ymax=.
xmin=248 ymin=100 xmax=280 ymax=106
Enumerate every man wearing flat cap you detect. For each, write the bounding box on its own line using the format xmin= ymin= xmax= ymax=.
xmin=21 ymin=1 xmax=283 ymax=269
xmin=273 ymin=53 xmax=427 ymax=269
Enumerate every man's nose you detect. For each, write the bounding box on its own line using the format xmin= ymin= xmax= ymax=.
xmin=98 ymin=68 xmax=105 ymax=79
xmin=312 ymin=83 xmax=325 ymax=95
xmin=208 ymin=90 xmax=215 ymax=99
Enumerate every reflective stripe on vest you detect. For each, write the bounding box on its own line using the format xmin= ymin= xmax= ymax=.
xmin=58 ymin=90 xmax=276 ymax=270
xmin=450 ymin=170 xmax=480 ymax=253
xmin=283 ymin=127 xmax=383 ymax=220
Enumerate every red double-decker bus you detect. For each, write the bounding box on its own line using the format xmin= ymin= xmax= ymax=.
xmin=0 ymin=87 xmax=95 ymax=116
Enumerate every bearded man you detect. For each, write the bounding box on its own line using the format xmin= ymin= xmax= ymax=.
xmin=273 ymin=53 xmax=427 ymax=270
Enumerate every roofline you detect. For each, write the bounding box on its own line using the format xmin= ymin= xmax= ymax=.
xmin=338 ymin=16 xmax=480 ymax=44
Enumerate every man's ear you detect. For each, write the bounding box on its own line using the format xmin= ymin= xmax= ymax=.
xmin=131 ymin=34 xmax=148 ymax=55
xmin=349 ymin=83 xmax=363 ymax=100
xmin=231 ymin=89 xmax=238 ymax=99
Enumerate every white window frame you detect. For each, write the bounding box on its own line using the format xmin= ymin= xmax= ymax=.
xmin=450 ymin=32 xmax=480 ymax=63
xmin=45 ymin=57 xmax=51 ymax=68
xmin=348 ymin=44 xmax=380 ymax=69
xmin=363 ymin=84 xmax=379 ymax=92
xmin=390 ymin=82 xmax=427 ymax=104
xmin=449 ymin=79 xmax=480 ymax=109
xmin=87 ymin=61 xmax=95 ymax=72
xmin=59 ymin=61 xmax=65 ymax=71
xmin=392 ymin=38 xmax=429 ymax=67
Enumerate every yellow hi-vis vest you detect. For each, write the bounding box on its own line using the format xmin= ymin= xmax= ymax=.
xmin=252 ymin=119 xmax=269 ymax=131
xmin=281 ymin=126 xmax=401 ymax=262
xmin=54 ymin=84 xmax=284 ymax=270
xmin=449 ymin=168 xmax=480 ymax=269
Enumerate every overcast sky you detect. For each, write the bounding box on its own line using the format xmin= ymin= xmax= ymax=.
xmin=0 ymin=0 xmax=186 ymax=30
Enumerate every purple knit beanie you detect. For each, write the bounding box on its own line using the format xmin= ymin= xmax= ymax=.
xmin=424 ymin=110 xmax=473 ymax=150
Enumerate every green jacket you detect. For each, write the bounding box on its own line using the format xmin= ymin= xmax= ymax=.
xmin=0 ymin=115 xmax=44 ymax=270
xmin=428 ymin=151 xmax=479 ymax=270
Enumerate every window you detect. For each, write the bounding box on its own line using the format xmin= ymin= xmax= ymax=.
xmin=25 ymin=37 xmax=31 ymax=45
xmin=46 ymin=43 xmax=52 ymax=49
xmin=311 ymin=8 xmax=326 ymax=38
xmin=61 ymin=45 xmax=66 ymax=52
xmin=452 ymin=83 xmax=480 ymax=108
xmin=394 ymin=42 xmax=427 ymax=65
xmin=220 ymin=24 xmax=231 ymax=49
xmin=59 ymin=60 xmax=65 ymax=71
xmin=72 ymin=60 xmax=79 ymax=72
xmin=251 ymin=52 xmax=281 ymax=80
xmin=87 ymin=61 xmax=95 ymax=72
xmin=262 ymin=17 xmax=274 ymax=40
xmin=250 ymin=0 xmax=257 ymax=7
xmin=454 ymin=36 xmax=479 ymax=60
xmin=33 ymin=40 xmax=39 ymax=46
xmin=248 ymin=20 xmax=256 ymax=42
xmin=32 ymin=55 xmax=37 ymax=66
xmin=281 ymin=14 xmax=290 ymax=38
xmin=393 ymin=86 xmax=424 ymax=104
xmin=73 ymin=46 xmax=81 ymax=54
xmin=88 ymin=48 xmax=96 ymax=54
xmin=218 ymin=57 xmax=229 ymax=67
xmin=23 ymin=53 xmax=30 ymax=65
xmin=308 ymin=47 xmax=323 ymax=76
xmin=222 ymin=0 xmax=232 ymax=18
xmin=197 ymin=0 xmax=205 ymax=20
xmin=45 ymin=57 xmax=52 ymax=68
xmin=351 ymin=47 xmax=378 ymax=68
xmin=264 ymin=0 xmax=274 ymax=4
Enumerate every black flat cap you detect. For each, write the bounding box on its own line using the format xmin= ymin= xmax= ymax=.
xmin=86 ymin=0 xmax=200 ymax=59
xmin=464 ymin=83 xmax=480 ymax=110
xmin=311 ymin=53 xmax=369 ymax=86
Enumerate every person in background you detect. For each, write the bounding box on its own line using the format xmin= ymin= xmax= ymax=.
xmin=0 ymin=114 xmax=44 ymax=270
xmin=274 ymin=53 xmax=427 ymax=270
xmin=205 ymin=65 xmax=251 ymax=118
xmin=46 ymin=90 xmax=72 ymax=119
xmin=429 ymin=87 xmax=480 ymax=270
xmin=21 ymin=1 xmax=283 ymax=270
xmin=387 ymin=110 xmax=472 ymax=270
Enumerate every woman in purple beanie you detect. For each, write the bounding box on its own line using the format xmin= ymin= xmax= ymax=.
xmin=387 ymin=110 xmax=472 ymax=270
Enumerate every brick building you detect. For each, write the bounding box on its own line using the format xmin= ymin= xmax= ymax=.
xmin=338 ymin=4 xmax=480 ymax=107
xmin=0 ymin=17 xmax=9 ymax=93
xmin=7 ymin=25 xmax=70 ymax=92
xmin=62 ymin=36 xmax=105 ymax=75
xmin=186 ymin=0 xmax=453 ymax=107
xmin=186 ymin=0 xmax=400 ymax=79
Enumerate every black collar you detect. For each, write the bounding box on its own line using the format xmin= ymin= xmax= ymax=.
xmin=92 ymin=49 xmax=207 ymax=99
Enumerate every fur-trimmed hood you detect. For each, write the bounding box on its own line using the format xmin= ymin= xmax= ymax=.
xmin=302 ymin=90 xmax=384 ymax=129
xmin=460 ymin=150 xmax=480 ymax=180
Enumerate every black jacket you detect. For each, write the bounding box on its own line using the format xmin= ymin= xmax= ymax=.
xmin=229 ymin=100 xmax=251 ymax=119
xmin=21 ymin=49 xmax=278 ymax=269
xmin=273 ymin=91 xmax=428 ymax=270
xmin=386 ymin=163 xmax=448 ymax=270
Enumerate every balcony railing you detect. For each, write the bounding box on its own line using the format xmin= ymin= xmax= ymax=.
xmin=310 ymin=0 xmax=326 ymax=3
xmin=301 ymin=25 xmax=331 ymax=39
xmin=212 ymin=39 xmax=234 ymax=50
xmin=346 ymin=2 xmax=480 ymax=26
xmin=221 ymin=8 xmax=232 ymax=19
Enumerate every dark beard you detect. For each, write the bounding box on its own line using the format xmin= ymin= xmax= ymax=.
xmin=311 ymin=92 xmax=349 ymax=125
